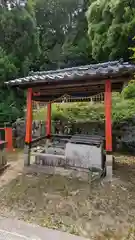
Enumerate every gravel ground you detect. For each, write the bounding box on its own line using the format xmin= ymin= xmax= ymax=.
xmin=0 ymin=153 xmax=135 ymax=239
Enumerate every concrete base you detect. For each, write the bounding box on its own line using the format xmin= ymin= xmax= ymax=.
xmin=24 ymin=145 xmax=31 ymax=166
xmin=34 ymin=153 xmax=65 ymax=167
xmin=106 ymin=154 xmax=113 ymax=181
xmin=65 ymin=142 xmax=102 ymax=169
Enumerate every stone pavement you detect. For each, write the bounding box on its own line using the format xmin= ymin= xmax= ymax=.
xmin=0 ymin=217 xmax=88 ymax=240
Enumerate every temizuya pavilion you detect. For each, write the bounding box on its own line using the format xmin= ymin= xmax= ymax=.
xmin=5 ymin=60 xmax=135 ymax=178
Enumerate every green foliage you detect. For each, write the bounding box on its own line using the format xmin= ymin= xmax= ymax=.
xmin=0 ymin=2 xmax=40 ymax=122
xmin=86 ymin=0 xmax=135 ymax=61
xmin=0 ymin=0 xmax=92 ymax=123
xmin=0 ymin=47 xmax=24 ymax=122
xmin=131 ymin=47 xmax=135 ymax=60
xmin=112 ymin=94 xmax=135 ymax=122
xmin=0 ymin=5 xmax=40 ymax=76
xmin=122 ymin=41 xmax=135 ymax=100
xmin=0 ymin=47 xmax=18 ymax=84
xmin=122 ymin=80 xmax=135 ymax=99
xmin=35 ymin=0 xmax=92 ymax=69
xmin=33 ymin=94 xmax=135 ymax=124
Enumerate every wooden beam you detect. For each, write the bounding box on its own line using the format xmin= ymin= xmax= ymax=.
xmin=32 ymin=83 xmax=122 ymax=97
xmin=32 ymin=86 xmax=122 ymax=102
xmin=33 ymin=86 xmax=104 ymax=96
xmin=32 ymin=77 xmax=128 ymax=92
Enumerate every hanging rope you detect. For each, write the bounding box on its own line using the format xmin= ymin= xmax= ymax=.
xmin=33 ymin=92 xmax=104 ymax=110
xmin=52 ymin=92 xmax=104 ymax=103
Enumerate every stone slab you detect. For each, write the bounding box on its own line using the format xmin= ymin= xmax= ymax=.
xmin=65 ymin=142 xmax=102 ymax=169
xmin=0 ymin=217 xmax=88 ymax=240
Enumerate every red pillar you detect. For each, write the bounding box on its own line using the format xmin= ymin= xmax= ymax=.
xmin=25 ymin=88 xmax=33 ymax=144
xmin=5 ymin=127 xmax=13 ymax=151
xmin=46 ymin=103 xmax=51 ymax=136
xmin=105 ymin=80 xmax=112 ymax=179
xmin=105 ymin=80 xmax=112 ymax=152
xmin=24 ymin=88 xmax=33 ymax=166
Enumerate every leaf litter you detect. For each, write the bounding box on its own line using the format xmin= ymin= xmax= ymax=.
xmin=0 ymin=153 xmax=135 ymax=239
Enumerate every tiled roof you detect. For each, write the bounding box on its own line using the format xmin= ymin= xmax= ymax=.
xmin=5 ymin=60 xmax=135 ymax=87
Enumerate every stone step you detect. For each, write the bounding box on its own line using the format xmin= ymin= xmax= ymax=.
xmin=0 ymin=217 xmax=88 ymax=240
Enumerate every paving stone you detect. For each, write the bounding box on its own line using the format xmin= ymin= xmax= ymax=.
xmin=0 ymin=217 xmax=88 ymax=240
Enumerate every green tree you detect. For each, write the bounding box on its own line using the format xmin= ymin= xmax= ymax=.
xmin=122 ymin=80 xmax=135 ymax=99
xmin=35 ymin=0 xmax=92 ymax=70
xmin=60 ymin=0 xmax=92 ymax=67
xmin=0 ymin=47 xmax=24 ymax=122
xmin=0 ymin=4 xmax=40 ymax=76
xmin=0 ymin=2 xmax=40 ymax=122
xmin=86 ymin=0 xmax=135 ymax=61
xmin=0 ymin=47 xmax=18 ymax=84
xmin=122 ymin=37 xmax=135 ymax=99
